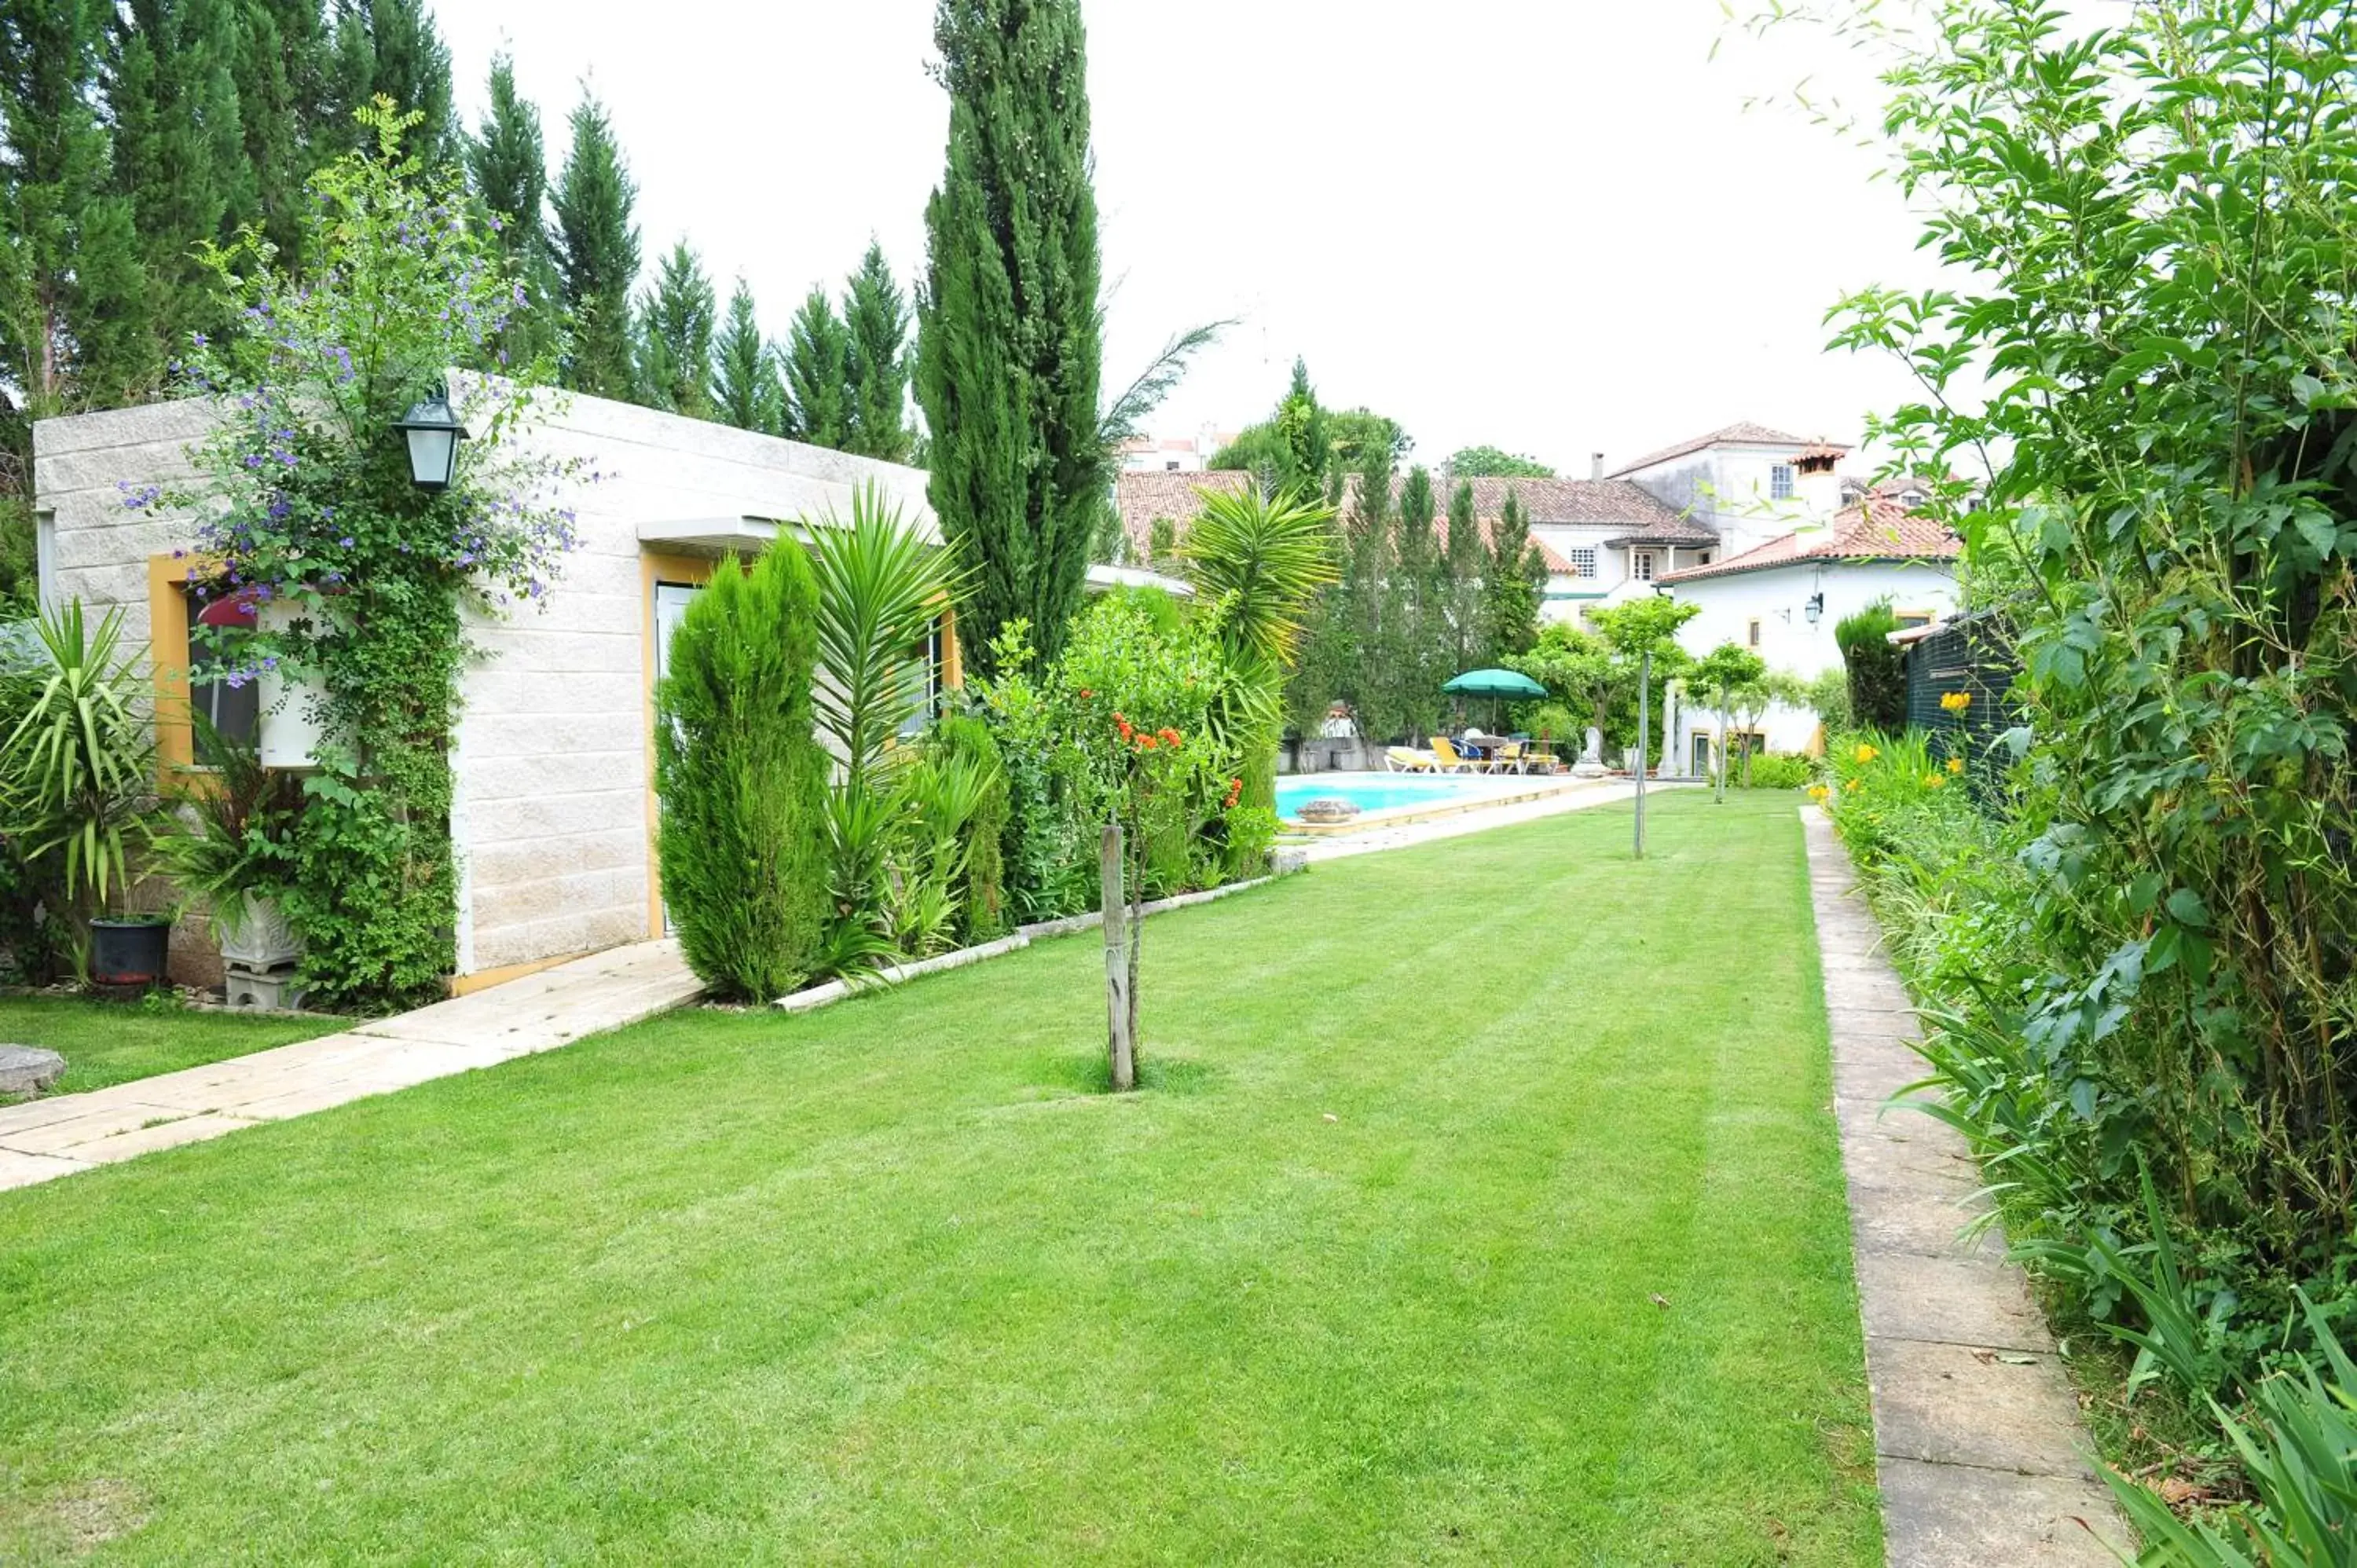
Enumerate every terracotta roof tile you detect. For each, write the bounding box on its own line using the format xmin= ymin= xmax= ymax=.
xmin=1114 ymin=469 xmax=1252 ymax=557
xmin=1655 ymin=496 xmax=1959 ymax=584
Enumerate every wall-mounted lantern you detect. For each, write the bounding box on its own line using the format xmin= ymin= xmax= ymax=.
xmin=392 ymin=383 xmax=467 ymax=491
xmin=1804 ymin=591 xmax=1826 ymax=626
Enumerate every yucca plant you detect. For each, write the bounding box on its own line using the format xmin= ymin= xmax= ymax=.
xmin=804 ymin=483 xmax=959 ymax=791
xmin=1179 ymin=484 xmax=1338 ymax=808
xmin=1180 ymin=484 xmax=1340 ymax=672
xmin=1 ymin=601 xmax=163 ymax=920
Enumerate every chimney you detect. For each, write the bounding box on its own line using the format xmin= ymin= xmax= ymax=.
xmin=1590 ymin=452 xmax=1604 ymax=482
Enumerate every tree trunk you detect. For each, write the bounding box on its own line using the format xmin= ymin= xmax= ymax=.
xmin=1101 ymin=822 xmax=1134 ymax=1092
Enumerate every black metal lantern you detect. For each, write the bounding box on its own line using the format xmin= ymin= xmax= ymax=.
xmin=1804 ymin=591 xmax=1826 ymax=626
xmin=392 ymin=383 xmax=467 ymax=491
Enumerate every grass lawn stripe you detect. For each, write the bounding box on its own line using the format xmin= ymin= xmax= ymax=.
xmin=0 ymin=791 xmax=1877 ymax=1564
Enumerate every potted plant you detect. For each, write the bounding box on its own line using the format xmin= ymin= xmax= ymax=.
xmin=156 ymin=715 xmax=304 ymax=973
xmin=0 ymin=602 xmax=174 ymax=990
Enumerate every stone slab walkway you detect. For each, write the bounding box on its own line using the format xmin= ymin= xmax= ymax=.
xmin=1802 ymin=808 xmax=2131 ymax=1566
xmin=0 ymin=939 xmax=702 ymax=1193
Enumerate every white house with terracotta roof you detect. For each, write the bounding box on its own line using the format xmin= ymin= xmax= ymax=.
xmin=1110 ymin=468 xmax=1724 ymax=622
xmin=1604 ymin=419 xmax=1850 ymax=560
xmin=1656 ymin=491 xmax=1962 ymax=767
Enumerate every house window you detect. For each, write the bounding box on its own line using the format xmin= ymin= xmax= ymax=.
xmin=1898 ymin=487 xmax=1926 ymax=509
xmin=1698 ymin=551 xmax=1713 ymax=566
xmin=1747 ymin=618 xmax=1761 ymax=649
xmin=1893 ymin=608 xmax=1934 ymax=630
xmin=182 ymin=584 xmax=260 ymax=748
xmin=1631 ymin=549 xmax=1656 ymax=583
xmin=898 ymin=619 xmax=948 ymax=736
xmin=1165 ymin=460 xmax=1181 ymax=471
xmin=1566 ymin=547 xmax=1597 ymax=579
xmin=1770 ymin=464 xmax=1795 ymax=500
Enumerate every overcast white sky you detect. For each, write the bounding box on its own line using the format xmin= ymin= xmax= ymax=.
xmin=438 ymin=0 xmax=1950 ymax=474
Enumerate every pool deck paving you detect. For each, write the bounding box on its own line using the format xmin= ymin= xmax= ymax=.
xmin=1294 ymin=775 xmax=1649 ymax=860
xmin=0 ymin=939 xmax=703 ymax=1192
xmin=1802 ymin=806 xmax=2132 ymax=1566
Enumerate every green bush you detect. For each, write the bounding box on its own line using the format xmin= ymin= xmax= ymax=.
xmin=1834 ymin=602 xmax=1907 ymax=733
xmin=1736 ymin=753 xmax=1813 ymax=790
xmin=654 ymin=545 xmax=831 ymax=1002
xmin=926 ymin=713 xmax=1008 ymax=944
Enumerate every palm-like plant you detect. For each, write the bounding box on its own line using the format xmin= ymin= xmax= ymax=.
xmin=803 ymin=482 xmax=958 ymax=789
xmin=1180 ymin=483 xmax=1341 ymax=672
xmin=2 ymin=601 xmax=160 ymax=917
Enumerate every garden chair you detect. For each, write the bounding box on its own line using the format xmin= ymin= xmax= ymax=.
xmin=1429 ymin=736 xmax=1487 ymax=774
xmin=1491 ymin=741 xmax=1527 ymax=774
xmin=1385 ymin=746 xmax=1437 ymax=773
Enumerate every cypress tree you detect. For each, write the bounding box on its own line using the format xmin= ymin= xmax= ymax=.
xmin=634 ymin=239 xmax=717 ymax=418
xmin=654 ymin=543 xmax=832 ymax=1002
xmin=712 ymin=277 xmax=784 ymax=435
xmin=323 ymin=0 xmax=455 ymax=166
xmin=464 ymin=54 xmax=559 ymax=369
xmin=915 ymin=0 xmax=1106 ymax=675
xmin=549 ymin=90 xmax=640 ymax=400
xmin=108 ymin=0 xmax=253 ymax=370
xmin=0 ymin=0 xmax=150 ymax=411
xmin=1393 ymin=466 xmax=1446 ymax=738
xmin=841 ymin=240 xmax=912 ymax=462
xmin=229 ymin=0 xmax=329 ymax=269
xmin=1482 ymin=485 xmax=1546 ymax=661
xmin=1274 ymin=357 xmax=1332 ymax=500
xmin=1443 ymin=478 xmax=1486 ymax=673
xmin=1343 ymin=440 xmax=1398 ymax=739
xmin=783 ymin=283 xmax=849 ymax=446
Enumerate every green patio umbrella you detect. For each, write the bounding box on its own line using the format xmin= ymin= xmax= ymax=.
xmin=1442 ymin=667 xmax=1546 ymax=730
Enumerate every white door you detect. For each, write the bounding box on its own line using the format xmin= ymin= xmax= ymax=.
xmin=652 ymin=582 xmax=702 ymax=932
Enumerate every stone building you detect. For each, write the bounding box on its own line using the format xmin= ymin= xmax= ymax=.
xmin=33 ymin=386 xmax=941 ymax=991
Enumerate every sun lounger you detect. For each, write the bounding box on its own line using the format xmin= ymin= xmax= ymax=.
xmin=1385 ymin=746 xmax=1438 ymax=773
xmin=1429 ymin=736 xmax=1489 ymax=774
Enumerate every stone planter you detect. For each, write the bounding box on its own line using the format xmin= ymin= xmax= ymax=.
xmin=1292 ymin=797 xmax=1362 ymax=825
xmin=213 ymin=891 xmax=302 ymax=972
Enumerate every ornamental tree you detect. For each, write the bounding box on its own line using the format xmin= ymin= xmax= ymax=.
xmin=140 ymin=100 xmax=582 ymax=1009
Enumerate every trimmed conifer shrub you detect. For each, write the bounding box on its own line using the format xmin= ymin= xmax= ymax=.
xmin=1835 ymin=600 xmax=1908 ymax=733
xmin=654 ymin=544 xmax=830 ymax=1001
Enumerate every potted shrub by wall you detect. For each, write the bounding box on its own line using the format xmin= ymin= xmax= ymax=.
xmin=1 ymin=602 xmax=174 ymax=991
xmin=158 ymin=716 xmax=305 ymax=974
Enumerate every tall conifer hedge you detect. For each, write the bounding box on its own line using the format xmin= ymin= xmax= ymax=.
xmin=653 ymin=544 xmax=831 ymax=1001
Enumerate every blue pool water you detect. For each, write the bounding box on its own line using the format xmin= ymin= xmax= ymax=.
xmin=1274 ymin=774 xmax=1483 ymax=822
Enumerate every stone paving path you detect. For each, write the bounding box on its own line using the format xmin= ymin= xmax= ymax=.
xmin=0 ymin=939 xmax=701 ymax=1193
xmin=1803 ymin=808 xmax=2132 ymax=1566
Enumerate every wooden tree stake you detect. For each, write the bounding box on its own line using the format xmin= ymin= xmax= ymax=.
xmin=1102 ymin=821 xmax=1135 ymax=1091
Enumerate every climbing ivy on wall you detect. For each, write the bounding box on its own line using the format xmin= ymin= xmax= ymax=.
xmin=134 ymin=101 xmax=585 ymax=1009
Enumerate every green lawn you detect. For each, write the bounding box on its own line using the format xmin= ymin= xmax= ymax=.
xmin=0 ymin=998 xmax=344 ymax=1097
xmin=0 ymin=792 xmax=1876 ymax=1565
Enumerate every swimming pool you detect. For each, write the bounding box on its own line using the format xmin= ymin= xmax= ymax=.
xmin=1274 ymin=771 xmax=1575 ymax=826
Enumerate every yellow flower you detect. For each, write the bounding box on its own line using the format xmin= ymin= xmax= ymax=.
xmin=1941 ymin=691 xmax=1973 ymax=713
xmin=1947 ymin=757 xmax=1965 ymax=775
xmin=1806 ymin=783 xmax=1830 ymax=802
xmin=1845 ymin=778 xmax=1863 ymax=793
xmin=1923 ymin=773 xmax=1947 ymax=789
xmin=1853 ymin=742 xmax=1880 ymax=764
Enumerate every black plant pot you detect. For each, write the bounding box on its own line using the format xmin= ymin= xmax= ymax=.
xmin=90 ymin=917 xmax=171 ymax=991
